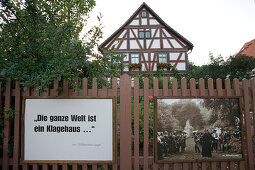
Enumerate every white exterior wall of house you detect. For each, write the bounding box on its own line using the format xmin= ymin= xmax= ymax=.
xmin=100 ymin=3 xmax=193 ymax=74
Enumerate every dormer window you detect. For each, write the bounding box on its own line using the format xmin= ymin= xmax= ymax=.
xmin=145 ymin=31 xmax=150 ymax=38
xmin=139 ymin=31 xmax=150 ymax=39
xmin=139 ymin=31 xmax=145 ymax=38
xmin=141 ymin=11 xmax=147 ymax=18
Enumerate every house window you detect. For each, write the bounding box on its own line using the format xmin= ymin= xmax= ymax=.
xmin=139 ymin=31 xmax=150 ymax=39
xmin=158 ymin=53 xmax=167 ymax=63
xmin=141 ymin=11 xmax=147 ymax=17
xmin=131 ymin=53 xmax=140 ymax=64
xmin=145 ymin=31 xmax=150 ymax=38
xmin=139 ymin=31 xmax=145 ymax=38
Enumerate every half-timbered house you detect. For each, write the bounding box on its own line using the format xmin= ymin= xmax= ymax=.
xmin=99 ymin=2 xmax=193 ymax=74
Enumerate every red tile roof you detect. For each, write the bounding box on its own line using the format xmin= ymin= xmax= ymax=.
xmin=238 ymin=39 xmax=255 ymax=58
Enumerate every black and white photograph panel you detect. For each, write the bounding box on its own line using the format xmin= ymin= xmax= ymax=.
xmin=155 ymin=98 xmax=243 ymax=162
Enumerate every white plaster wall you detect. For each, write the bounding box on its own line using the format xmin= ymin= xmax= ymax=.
xmin=139 ymin=40 xmax=144 ymax=48
xmin=130 ymin=40 xmax=140 ymax=49
xmin=169 ymin=53 xmax=180 ymax=60
xmin=163 ymin=29 xmax=172 ymax=37
xmin=118 ymin=30 xmax=126 ymax=38
xmin=143 ymin=53 xmax=148 ymax=61
xmin=180 ymin=53 xmax=186 ymax=60
xmin=163 ymin=39 xmax=171 ymax=48
xmin=129 ymin=20 xmax=139 ymax=26
xmin=170 ymin=39 xmax=182 ymax=48
xmin=150 ymin=53 xmax=154 ymax=61
xmin=146 ymin=40 xmax=152 ymax=49
xmin=151 ymin=39 xmax=160 ymax=49
xmin=119 ymin=40 xmax=127 ymax=49
xmin=141 ymin=18 xmax=147 ymax=25
xmin=176 ymin=63 xmax=186 ymax=71
xmin=149 ymin=19 xmax=159 ymax=25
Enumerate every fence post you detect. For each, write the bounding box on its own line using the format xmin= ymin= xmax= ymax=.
xmin=242 ymin=79 xmax=254 ymax=170
xmin=120 ymin=74 xmax=131 ymax=170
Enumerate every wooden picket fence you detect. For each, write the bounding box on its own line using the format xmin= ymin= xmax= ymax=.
xmin=0 ymin=74 xmax=255 ymax=170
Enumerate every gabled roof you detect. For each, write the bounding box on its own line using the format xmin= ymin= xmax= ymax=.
xmin=99 ymin=2 xmax=193 ymax=51
xmin=238 ymin=39 xmax=255 ymax=58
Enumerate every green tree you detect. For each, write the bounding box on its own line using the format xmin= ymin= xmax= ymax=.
xmin=225 ymin=54 xmax=255 ymax=80
xmin=0 ymin=0 xmax=122 ymax=90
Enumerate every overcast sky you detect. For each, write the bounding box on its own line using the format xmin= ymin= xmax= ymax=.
xmin=86 ymin=0 xmax=255 ymax=66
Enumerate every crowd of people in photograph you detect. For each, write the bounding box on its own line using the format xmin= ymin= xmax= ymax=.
xmin=157 ymin=130 xmax=187 ymax=159
xmin=157 ymin=126 xmax=241 ymax=159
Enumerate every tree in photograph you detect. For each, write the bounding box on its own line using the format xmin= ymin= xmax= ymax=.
xmin=202 ymin=99 xmax=240 ymax=127
xmin=157 ymin=100 xmax=180 ymax=132
xmin=170 ymin=100 xmax=205 ymax=131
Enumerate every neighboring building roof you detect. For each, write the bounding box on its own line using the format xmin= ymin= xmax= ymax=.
xmin=238 ymin=39 xmax=255 ymax=58
xmin=99 ymin=2 xmax=193 ymax=51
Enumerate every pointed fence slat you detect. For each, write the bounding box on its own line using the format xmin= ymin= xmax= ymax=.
xmin=233 ymin=79 xmax=240 ymax=96
xmin=62 ymin=164 xmax=68 ymax=170
xmin=211 ymin=162 xmax=217 ymax=170
xmin=63 ymin=79 xmax=69 ymax=96
xmin=42 ymin=164 xmax=48 ymax=170
xmin=33 ymin=164 xmax=38 ymax=170
xmin=242 ymin=79 xmax=254 ymax=170
xmin=143 ymin=78 xmax=149 ymax=170
xmin=153 ymin=78 xmax=158 ymax=170
xmin=202 ymin=162 xmax=207 ymax=170
xmin=225 ymin=79 xmax=232 ymax=96
xmin=172 ymin=78 xmax=178 ymax=96
xmin=220 ymin=162 xmax=227 ymax=170
xmin=82 ymin=164 xmax=88 ymax=170
xmin=190 ymin=78 xmax=196 ymax=96
xmin=163 ymin=78 xmax=168 ymax=96
xmin=111 ymin=78 xmax=118 ymax=170
xmin=164 ymin=163 xmax=168 ymax=170
xmin=92 ymin=78 xmax=98 ymax=170
xmin=230 ymin=162 xmax=235 ymax=170
xmin=3 ymin=78 xmax=11 ymax=170
xmin=208 ymin=78 xmax=215 ymax=96
xmin=49 ymin=80 xmax=57 ymax=170
xmin=199 ymin=78 xmax=205 ymax=96
xmin=182 ymin=163 xmax=188 ymax=170
xmin=73 ymin=78 xmax=79 ymax=96
xmin=134 ymin=78 xmax=140 ymax=170
xmin=181 ymin=78 xmax=188 ymax=169
xmin=13 ymin=82 xmax=20 ymax=170
xmin=216 ymin=78 xmax=223 ymax=96
xmin=251 ymin=79 xmax=255 ymax=145
xmin=181 ymin=78 xmax=187 ymax=96
xmin=82 ymin=78 xmax=88 ymax=96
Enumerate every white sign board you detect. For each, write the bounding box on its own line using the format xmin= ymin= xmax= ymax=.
xmin=22 ymin=97 xmax=115 ymax=163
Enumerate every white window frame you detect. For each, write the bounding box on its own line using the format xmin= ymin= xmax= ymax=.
xmin=130 ymin=53 xmax=140 ymax=64
xmin=139 ymin=31 xmax=145 ymax=39
xmin=158 ymin=53 xmax=167 ymax=63
xmin=141 ymin=11 xmax=147 ymax=18
xmin=145 ymin=31 xmax=150 ymax=38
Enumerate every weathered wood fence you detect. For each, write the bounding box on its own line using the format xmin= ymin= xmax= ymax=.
xmin=0 ymin=74 xmax=255 ymax=170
